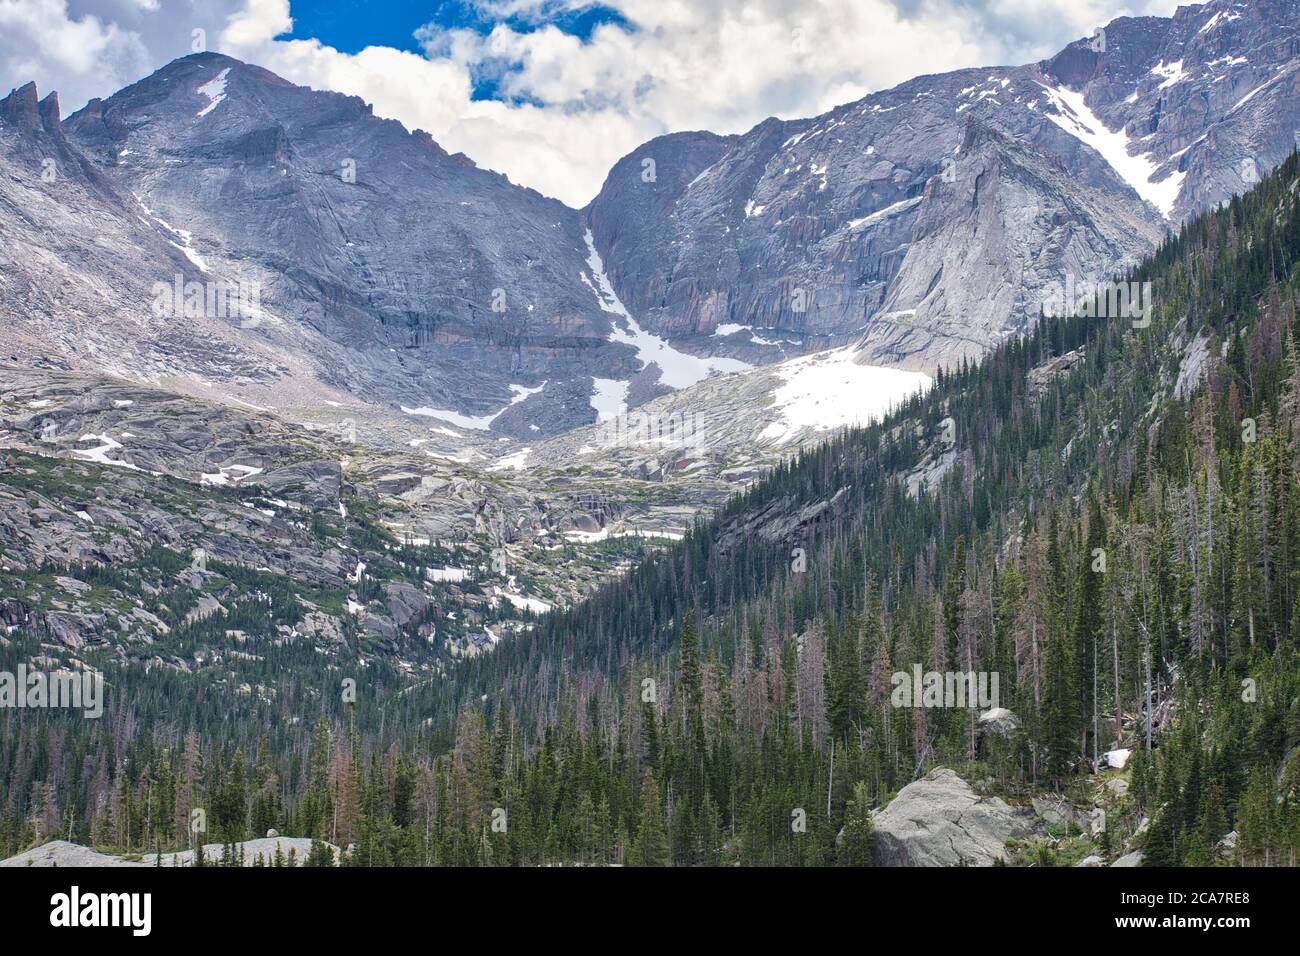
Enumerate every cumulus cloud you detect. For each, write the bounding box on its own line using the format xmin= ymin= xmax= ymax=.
xmin=4 ymin=0 xmax=1183 ymax=206
xmin=0 ymin=0 xmax=258 ymax=111
xmin=216 ymin=0 xmax=1182 ymax=205
xmin=0 ymin=0 xmax=150 ymax=108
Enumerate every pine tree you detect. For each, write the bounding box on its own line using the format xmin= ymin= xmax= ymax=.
xmin=305 ymin=838 xmax=336 ymax=867
xmin=1041 ymin=627 xmax=1077 ymax=785
xmin=1198 ymin=778 xmax=1228 ymax=864
xmin=1238 ymin=767 xmax=1279 ymax=865
xmin=837 ymin=781 xmax=874 ymax=866
xmin=635 ymin=768 xmax=669 ymax=867
xmin=1075 ymin=497 xmax=1105 ymax=758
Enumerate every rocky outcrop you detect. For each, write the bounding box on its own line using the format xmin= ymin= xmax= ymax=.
xmin=44 ymin=611 xmax=103 ymax=649
xmin=298 ymin=611 xmax=346 ymax=647
xmin=384 ymin=580 xmax=431 ymax=629
xmin=977 ymin=707 xmax=1023 ymax=737
xmin=249 ymin=460 xmax=341 ymax=510
xmin=1030 ymin=796 xmax=1078 ymax=828
xmin=0 ymin=598 xmax=31 ymax=631
xmin=871 ymin=768 xmax=1041 ymax=866
xmin=0 ymin=838 xmax=339 ymax=867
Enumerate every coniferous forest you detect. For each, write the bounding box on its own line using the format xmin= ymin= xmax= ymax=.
xmin=5 ymin=153 xmax=1300 ymax=868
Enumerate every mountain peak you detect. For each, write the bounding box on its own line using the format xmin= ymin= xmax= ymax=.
xmin=0 ymin=82 xmax=63 ymax=136
xmin=0 ymin=81 xmax=41 ymax=131
xmin=152 ymin=51 xmax=251 ymax=80
xmin=38 ymin=91 xmax=61 ymax=132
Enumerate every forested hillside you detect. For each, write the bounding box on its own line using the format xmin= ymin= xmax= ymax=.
xmin=6 ymin=153 xmax=1300 ymax=866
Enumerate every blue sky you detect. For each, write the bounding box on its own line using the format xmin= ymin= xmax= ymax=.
xmin=285 ymin=0 xmax=631 ymax=98
xmin=287 ymin=1 xmax=630 ymax=53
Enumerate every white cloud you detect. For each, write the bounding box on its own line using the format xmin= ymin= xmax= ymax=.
xmin=219 ymin=0 xmax=288 ymax=46
xmin=0 ymin=0 xmax=151 ymax=108
xmin=5 ymin=0 xmax=1184 ymax=207
xmin=215 ymin=0 xmax=1181 ymax=205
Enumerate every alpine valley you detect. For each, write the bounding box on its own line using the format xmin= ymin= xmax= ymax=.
xmin=2 ymin=0 xmax=1300 ymax=869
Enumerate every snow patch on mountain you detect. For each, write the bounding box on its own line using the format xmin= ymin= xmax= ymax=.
xmin=1152 ymin=59 xmax=1186 ymax=90
xmin=1199 ymin=8 xmax=1243 ymax=34
xmin=489 ymin=448 xmax=532 ymax=471
xmin=135 ymin=194 xmax=209 ymax=272
xmin=427 ymin=567 xmax=469 ymax=583
xmin=402 ymin=382 xmax=544 ymax=430
xmin=758 ymin=348 xmax=931 ymax=443
xmin=1040 ymin=84 xmax=1185 ymax=218
xmin=73 ymin=434 xmax=141 ymax=470
xmin=582 ymin=230 xmax=749 ymax=389
xmin=564 ymin=527 xmax=684 ymax=544
xmin=591 ymin=377 xmax=629 ymax=421
xmin=196 ymin=68 xmax=230 ymax=118
xmin=848 ymin=196 xmax=923 ymax=230
xmin=494 ymin=586 xmax=551 ymax=614
xmin=1229 ymin=74 xmax=1283 ymax=114
xmin=199 ymin=464 xmax=263 ymax=486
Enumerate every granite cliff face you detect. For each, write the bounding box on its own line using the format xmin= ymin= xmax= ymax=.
xmin=0 ymin=79 xmax=266 ymax=388
xmin=852 ymin=122 xmax=1164 ymax=369
xmin=60 ymin=52 xmax=632 ymax=434
xmin=586 ymin=0 xmax=1300 ymax=370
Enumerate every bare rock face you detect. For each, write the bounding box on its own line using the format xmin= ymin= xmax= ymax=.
xmin=44 ymin=611 xmax=104 ymax=649
xmin=854 ymin=123 xmax=1162 ymax=370
xmin=871 ymin=768 xmax=1041 ymax=866
xmin=587 ymin=0 xmax=1300 ymax=373
xmin=977 ymin=707 xmax=1023 ymax=738
xmin=61 ymin=54 xmax=629 ymax=426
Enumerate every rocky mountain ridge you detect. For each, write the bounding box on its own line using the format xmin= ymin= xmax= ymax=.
xmin=3 ymin=0 xmax=1298 ymax=438
xmin=585 ymin=0 xmax=1300 ymax=370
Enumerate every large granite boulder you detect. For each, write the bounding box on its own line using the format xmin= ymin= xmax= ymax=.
xmin=384 ymin=580 xmax=431 ymax=629
xmin=977 ymin=707 xmax=1022 ymax=737
xmin=872 ymin=768 xmax=1040 ymax=866
xmin=44 ymin=611 xmax=104 ymax=648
